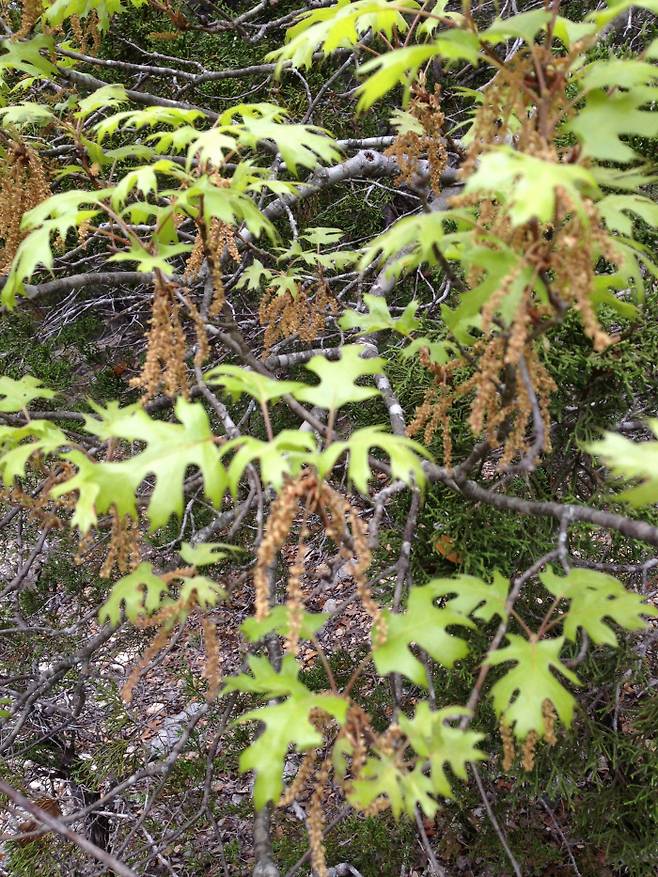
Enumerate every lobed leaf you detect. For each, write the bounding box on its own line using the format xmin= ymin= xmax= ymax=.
xmin=540 ymin=567 xmax=658 ymax=647
xmin=488 ymin=635 xmax=581 ymax=739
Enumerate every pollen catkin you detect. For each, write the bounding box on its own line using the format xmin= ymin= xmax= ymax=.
xmin=100 ymin=509 xmax=141 ymax=578
xmin=278 ymin=748 xmax=317 ymax=808
xmin=348 ymin=508 xmax=386 ymax=646
xmin=521 ymin=730 xmax=538 ymax=772
xmin=385 ymin=80 xmax=447 ymax=193
xmin=201 ymin=616 xmax=221 ymax=701
xmin=542 ymin=699 xmax=557 ymax=746
xmin=254 ymin=474 xmax=310 ymax=620
xmin=259 ymin=276 xmax=337 ymax=352
xmin=70 ymin=14 xmax=84 ymax=47
xmin=419 ymin=43 xmax=610 ymax=474
xmin=184 ymin=230 xmax=205 ymax=280
xmin=69 ymin=11 xmax=100 ymax=52
xmin=284 ymin=527 xmax=308 ymax=657
xmin=407 ymin=353 xmax=464 ymax=466
xmin=0 ymin=142 xmax=51 ymax=271
xmin=181 ymin=291 xmax=210 ymax=368
xmin=307 ymin=757 xmax=331 ymax=877
xmin=336 ymin=704 xmax=372 ymax=794
xmin=17 ymin=0 xmax=42 ymax=37
xmin=130 ymin=276 xmax=189 ymax=401
xmin=500 ymin=720 xmax=516 ymax=772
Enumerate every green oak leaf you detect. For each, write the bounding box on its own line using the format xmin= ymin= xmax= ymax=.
xmin=224 ymin=656 xmax=347 ymax=808
xmin=45 ymin=0 xmax=130 ymax=30
xmin=349 ymin=754 xmax=437 ymax=820
xmin=588 ymin=421 xmax=658 ymax=505
xmin=99 ymin=562 xmax=168 ymax=625
xmin=318 ymin=425 xmax=431 ymax=493
xmin=464 ymin=147 xmax=599 ymax=226
xmin=300 ymin=227 xmax=344 ymax=245
xmin=0 ymin=35 xmax=58 ymax=78
xmin=0 ymin=421 xmax=68 ymax=483
xmin=76 ymin=84 xmax=128 ymax=120
xmin=480 ymin=9 xmax=551 ymax=44
xmin=236 ymin=695 xmax=346 ymax=809
xmin=399 ymin=703 xmax=486 ymax=798
xmin=52 ymin=398 xmax=227 ymax=532
xmin=372 ymin=580 xmax=475 ymax=686
xmin=179 ymin=542 xmax=242 ymax=567
xmin=552 ymin=15 xmax=597 ymax=47
xmin=488 ymin=635 xmax=581 ymax=739
xmin=402 ymin=337 xmax=454 ymax=364
xmin=224 ymin=654 xmax=307 ymax=698
xmin=0 ymin=375 xmax=54 ymax=412
xmin=339 ymin=295 xmax=420 ymax=337
xmin=221 ymin=431 xmax=317 ymax=495
xmin=177 ymin=574 xmax=225 ymax=614
xmin=580 ymin=59 xmax=658 ymax=92
xmin=108 ymin=239 xmax=192 ymax=275
xmin=205 ymin=364 xmax=305 ymax=405
xmin=429 ymin=572 xmax=509 ymax=623
xmin=181 ymin=174 xmax=276 ymax=240
xmin=241 ymin=605 xmax=329 ymax=642
xmin=568 ymin=88 xmax=658 ymax=165
xmin=94 ymin=106 xmax=204 ymax=141
xmin=51 ymin=451 xmax=139 ymax=533
xmin=587 ymin=1 xmax=658 ymax=32
xmin=539 ymin=567 xmax=658 ymax=647
xmin=0 ymin=102 xmax=55 ymax=128
xmin=597 ymin=194 xmax=658 ymax=236
xmin=359 ymin=209 xmax=457 ymax=279
xmin=234 ymin=259 xmax=271 ymax=291
xmin=357 ymin=45 xmax=445 ymax=112
xmin=358 ymin=33 xmax=480 ymax=111
xmin=293 ymin=345 xmax=384 ymax=410
xmin=222 ymin=106 xmax=342 ymax=174
xmin=267 ymin=0 xmax=419 ymax=71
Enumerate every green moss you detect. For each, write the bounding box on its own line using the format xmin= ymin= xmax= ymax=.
xmin=273 ymin=812 xmax=417 ymax=876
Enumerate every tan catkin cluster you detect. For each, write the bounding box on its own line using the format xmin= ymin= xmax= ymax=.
xmin=348 ymin=508 xmax=386 ymax=646
xmin=2 ymin=462 xmax=75 ymax=530
xmin=406 ymin=352 xmax=467 ymax=467
xmin=336 ymin=704 xmax=373 ymax=793
xmin=278 ymin=748 xmax=318 ymax=807
xmin=100 ymin=508 xmax=141 ymax=578
xmin=184 ymin=229 xmax=206 ymax=280
xmin=254 ymin=473 xmax=381 ymax=651
xmin=318 ymin=482 xmax=385 ymax=644
xmin=259 ymin=275 xmax=338 ymax=352
xmin=385 ymin=79 xmax=447 ymax=194
xmin=521 ymin=730 xmax=538 ymax=772
xmin=542 ymin=699 xmax=558 ymax=747
xmin=307 ymin=756 xmax=331 ymax=877
xmin=552 ymin=196 xmax=621 ymax=352
xmin=0 ymin=141 xmax=51 ymax=271
xmin=201 ymin=615 xmax=221 ymax=700
xmin=122 ymin=622 xmax=172 ymax=704
xmin=130 ymin=275 xmax=189 ymax=401
xmin=253 ymin=473 xmax=316 ymax=621
xmin=408 ymin=43 xmax=613 ymax=472
xmin=70 ymin=11 xmax=101 ymax=53
xmin=284 ymin=524 xmax=308 ymax=657
xmin=184 ymin=218 xmax=238 ymax=321
xmin=16 ymin=0 xmax=42 ymax=37
xmin=500 ymin=720 xmax=516 ymax=772
xmin=181 ymin=291 xmax=210 ymax=368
